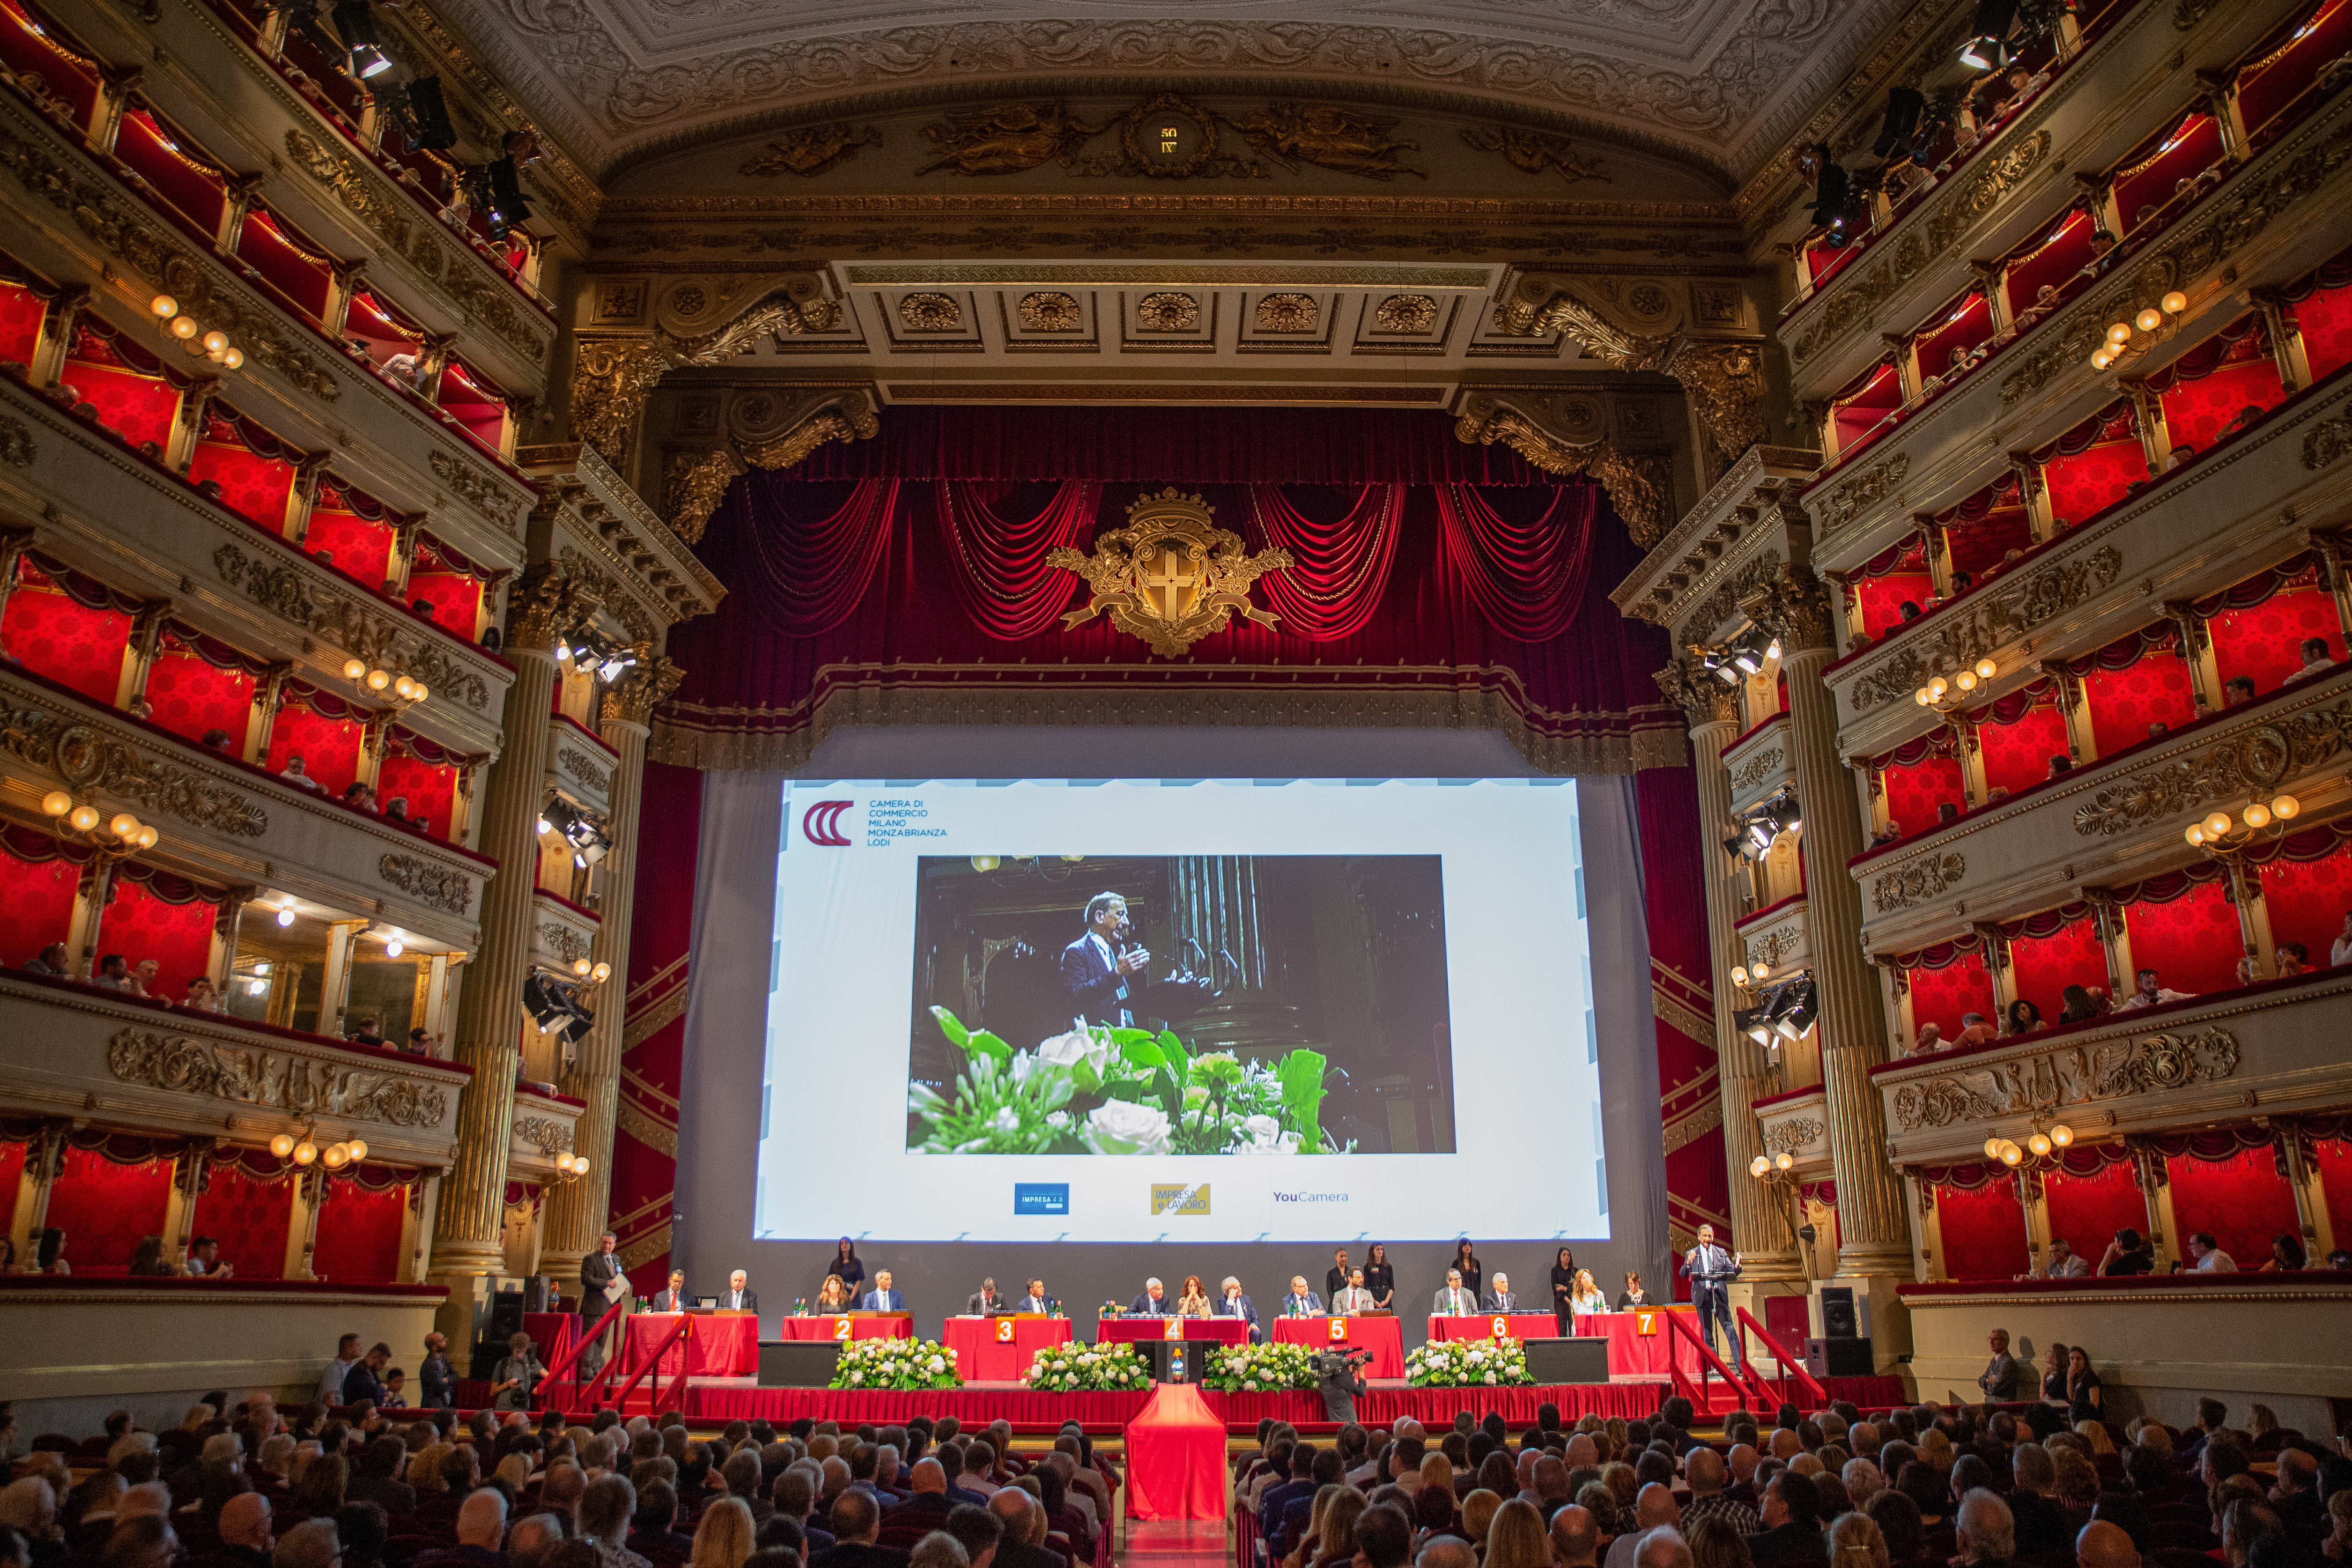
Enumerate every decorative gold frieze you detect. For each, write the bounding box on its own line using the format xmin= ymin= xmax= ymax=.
xmin=512 ymin=1115 xmax=576 ymax=1154
xmin=1870 ymin=851 xmax=1965 ymax=913
xmin=663 ymin=448 xmax=741 ymax=545
xmin=2304 ymin=412 xmax=2352 ymax=470
xmin=106 ymin=1026 xmax=452 ymax=1125
xmin=1452 ymin=390 xmax=1674 ymax=547
xmin=1668 ymin=340 xmax=1769 ymax=464
xmin=1045 ymin=487 xmax=1292 ymax=658
xmin=1374 ymin=294 xmax=1437 ymax=332
xmin=378 ymin=852 xmax=474 ymax=917
xmin=1763 ymin=1117 xmax=1825 ymax=1153
xmin=554 ymin=745 xmax=613 ymax=795
xmin=1136 ymin=292 xmax=1200 ymax=331
xmin=1459 ymin=126 xmax=1608 ymax=184
xmin=538 ymin=922 xmax=592 ymax=965
xmin=0 ymin=703 xmax=266 ymax=836
xmin=738 ymin=124 xmax=881 ymax=178
xmin=2072 ymin=697 xmax=2352 ymax=836
xmin=1020 ymin=291 xmax=1081 ymax=331
xmin=1891 ymin=1026 xmax=2239 ymax=1129
xmin=1819 ymin=453 xmax=1909 ymax=534
xmin=429 ymin=451 xmax=522 ymax=536
xmin=568 ymin=278 xmax=836 ymax=462
xmin=1255 ymin=293 xmax=1317 ymax=332
xmin=1664 ymin=551 xmax=1785 ymax=639
xmin=1731 ymin=747 xmax=1786 ymax=790
xmin=1846 ymin=546 xmax=2123 ymax=712
xmin=212 ymin=543 xmax=493 ymax=711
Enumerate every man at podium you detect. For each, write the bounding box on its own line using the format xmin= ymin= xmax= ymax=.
xmin=720 ymin=1270 xmax=757 ymax=1313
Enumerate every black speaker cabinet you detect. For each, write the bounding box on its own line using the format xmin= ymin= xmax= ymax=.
xmin=759 ymin=1341 xmax=843 ymax=1388
xmin=488 ymin=1288 xmax=526 ymax=1342
xmin=1525 ymin=1337 xmax=1612 ymax=1384
xmin=1819 ymin=1286 xmax=1860 ymax=1339
xmin=1805 ymin=1337 xmax=1876 ymax=1378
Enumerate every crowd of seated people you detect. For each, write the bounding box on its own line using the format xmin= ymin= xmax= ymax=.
xmin=15 ymin=942 xmax=443 ymax=1054
xmin=1234 ymin=1390 xmax=2352 ymax=1568
xmin=0 ymin=1397 xmax=1121 ymax=1568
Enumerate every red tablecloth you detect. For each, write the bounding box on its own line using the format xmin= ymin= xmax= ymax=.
xmin=1427 ymin=1313 xmax=1561 ymax=1344
xmin=1270 ymin=1315 xmax=1406 ymax=1377
xmin=772 ymin=1314 xmax=916 ymax=1342
xmin=627 ymin=1313 xmax=761 ymax=1378
xmin=941 ymin=1316 xmax=1075 ymax=1381
xmin=1575 ymin=1307 xmax=1701 ymax=1379
xmin=1124 ymin=1383 xmax=1228 ymax=1520
xmin=1096 ymin=1317 xmax=1250 ymax=1346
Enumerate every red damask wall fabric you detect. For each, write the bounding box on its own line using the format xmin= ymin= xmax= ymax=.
xmin=0 ymin=1139 xmax=23 ymax=1238
xmin=2296 ymin=284 xmax=2352 ymax=380
xmin=1977 ymin=706 xmax=2070 ymax=797
xmin=2209 ymin=588 xmax=2341 ymax=696
xmin=2120 ymin=878 xmax=2244 ymax=996
xmin=607 ymin=762 xmax=702 ymax=1284
xmin=1 ymin=584 xmax=132 ymax=704
xmin=0 ymin=850 xmax=81 ymax=969
xmin=377 ymin=753 xmax=457 ymax=840
xmin=1878 ymin=756 xmax=1965 ymax=841
xmin=304 ymin=509 xmax=397 ymax=587
xmin=2160 ymin=362 xmax=2288 ymax=453
xmin=2006 ymin=916 xmax=2109 ymax=1017
xmin=2041 ymin=1156 xmax=2150 ymax=1259
xmin=0 ymin=281 xmax=42 ymax=364
xmin=1637 ymin=763 xmax=1728 ymax=1266
xmin=45 ymin=1146 xmax=173 ymax=1270
xmin=311 ymin=1178 xmax=408 ymax=1283
xmin=1905 ymin=951 xmax=1997 ymax=1042
xmin=265 ymin=704 xmax=363 ymax=794
xmin=95 ymin=876 xmax=216 ymax=1002
xmin=1851 ymin=573 xmax=1933 ymax=640
xmin=144 ymin=650 xmax=255 ymax=749
xmin=186 ymin=443 xmax=295 ymax=533
xmin=407 ymin=571 xmax=483 ymax=642
xmin=1934 ymin=1178 xmax=2030 ymax=1280
xmin=60 ymin=360 xmax=178 ymax=452
xmin=2253 ymin=850 xmax=2352 ymax=961
xmin=192 ymin=1162 xmax=292 ymax=1279
xmin=2083 ymin=653 xmax=2197 ymax=756
xmin=2165 ymin=1145 xmax=2299 ymax=1268
xmin=2042 ymin=440 xmax=2149 ymax=527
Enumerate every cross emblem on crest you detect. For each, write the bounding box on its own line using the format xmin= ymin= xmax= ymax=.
xmin=1044 ymin=488 xmax=1293 ymax=658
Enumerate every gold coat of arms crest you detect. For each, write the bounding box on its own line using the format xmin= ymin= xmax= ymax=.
xmin=1045 ymin=488 xmax=1293 ymax=658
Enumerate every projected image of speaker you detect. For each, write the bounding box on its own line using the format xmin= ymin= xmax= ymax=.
xmin=1524 ymin=1337 xmax=1611 ymax=1384
xmin=759 ymin=1342 xmax=842 ymax=1388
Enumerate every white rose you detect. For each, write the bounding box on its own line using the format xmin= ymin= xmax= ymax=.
xmin=1084 ymin=1099 xmax=1173 ymax=1155
xmin=1484 ymin=1372 xmax=1497 ymax=1385
xmin=1036 ymin=1029 xmax=1091 ymax=1067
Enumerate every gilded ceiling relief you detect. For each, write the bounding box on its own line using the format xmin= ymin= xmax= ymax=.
xmin=738 ymin=124 xmax=882 ymax=178
xmin=912 ymin=93 xmax=1423 ymax=181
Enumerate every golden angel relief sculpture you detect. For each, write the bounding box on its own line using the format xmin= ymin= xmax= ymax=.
xmin=1046 ymin=489 xmax=1294 ymax=658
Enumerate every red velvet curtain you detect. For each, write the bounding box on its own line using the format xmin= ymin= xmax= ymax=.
xmin=311 ymin=1176 xmax=408 ymax=1283
xmin=2164 ymin=1144 xmax=2300 ymax=1268
xmin=610 ymin=761 xmax=702 ymax=1289
xmin=727 ymin=478 xmax=902 ymax=637
xmin=192 ymin=1160 xmax=292 ymax=1279
xmin=1431 ymin=485 xmax=1598 ymax=643
xmin=1248 ymin=485 xmax=1407 ymax=642
xmin=44 ymin=1145 xmax=173 ymax=1271
xmin=932 ymin=481 xmax=1097 ymax=640
xmin=1638 ymin=763 xmax=1729 ymax=1281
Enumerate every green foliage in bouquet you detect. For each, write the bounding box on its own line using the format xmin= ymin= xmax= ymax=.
xmin=1405 ymin=1337 xmax=1534 ymax=1388
xmin=1024 ymin=1342 xmax=1156 ymax=1391
xmin=1199 ymin=1340 xmax=1320 ymax=1392
xmin=909 ymin=1007 xmax=1347 ymax=1156
xmin=828 ymin=1338 xmax=964 ymax=1390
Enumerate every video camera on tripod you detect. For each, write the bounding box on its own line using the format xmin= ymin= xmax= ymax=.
xmin=1312 ymin=1345 xmax=1373 ymax=1420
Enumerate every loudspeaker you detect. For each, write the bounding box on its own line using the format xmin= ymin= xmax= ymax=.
xmin=488 ymin=1288 xmax=525 ymax=1342
xmin=1524 ymin=1337 xmax=1612 ymax=1385
xmin=1805 ymin=1337 xmax=1876 ymax=1378
xmin=1819 ymin=1286 xmax=1859 ymax=1339
xmin=759 ymin=1342 xmax=842 ymax=1388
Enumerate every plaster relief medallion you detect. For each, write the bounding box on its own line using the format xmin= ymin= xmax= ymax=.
xmin=1373 ymin=294 xmax=1437 ymax=333
xmin=898 ymin=291 xmax=963 ymax=331
xmin=730 ymin=391 xmax=781 ymax=435
xmin=1137 ymin=292 xmax=1200 ymax=332
xmin=668 ymin=284 xmax=707 ymax=317
xmin=1255 ymin=292 xmax=1317 ymax=333
xmin=592 ymin=281 xmax=645 ymax=324
xmin=1627 ymin=282 xmax=1673 ymax=321
xmin=1694 ymin=282 xmax=1742 ymax=326
xmin=1019 ymin=291 xmax=1081 ymax=332
xmin=675 ymin=394 xmax=720 ymax=436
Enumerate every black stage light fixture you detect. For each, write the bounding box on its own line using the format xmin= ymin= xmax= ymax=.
xmin=1960 ymin=0 xmax=2019 ymax=69
xmin=484 ymin=156 xmax=532 ymax=237
xmin=1808 ymin=155 xmax=1851 ymax=232
xmin=1873 ymin=86 xmax=1926 ymax=159
xmin=330 ymin=0 xmax=393 ymax=77
xmin=407 ymin=75 xmax=457 ymax=150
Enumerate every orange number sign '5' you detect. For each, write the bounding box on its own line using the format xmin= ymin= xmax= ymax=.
xmin=1329 ymin=1317 xmax=1348 ymax=1341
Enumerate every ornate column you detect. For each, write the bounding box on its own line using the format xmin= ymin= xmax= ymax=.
xmin=1741 ymin=565 xmax=1916 ymax=1278
xmin=430 ymin=562 xmax=597 ymax=1327
xmin=540 ymin=651 xmax=681 ymax=1281
xmin=1657 ymin=657 xmax=1800 ymax=1279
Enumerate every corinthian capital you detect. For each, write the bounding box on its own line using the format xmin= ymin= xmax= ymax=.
xmin=1738 ymin=563 xmax=1837 ymax=654
xmin=1667 ymin=339 xmax=1769 ymax=469
xmin=1654 ymin=653 xmax=1742 ymax=727
xmin=505 ymin=561 xmax=603 ymax=656
xmin=602 ymin=652 xmax=686 ymax=728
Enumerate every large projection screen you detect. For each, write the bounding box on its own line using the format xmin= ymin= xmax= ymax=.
xmin=752 ymin=777 xmax=1605 ymax=1245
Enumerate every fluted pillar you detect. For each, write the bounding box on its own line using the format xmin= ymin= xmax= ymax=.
xmin=540 ymin=651 xmax=682 ymax=1281
xmin=1658 ymin=657 xmax=1801 ymax=1279
xmin=431 ymin=562 xmax=598 ymax=1295
xmin=1742 ymin=567 xmax=1916 ymax=1277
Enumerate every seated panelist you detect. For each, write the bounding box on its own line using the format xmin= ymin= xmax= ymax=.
xmin=1016 ymin=1277 xmax=1057 ymax=1313
xmin=1333 ymin=1269 xmax=1376 ymax=1313
xmin=861 ymin=1269 xmax=905 ymax=1310
xmin=1176 ymin=1274 xmax=1213 ymax=1317
xmin=653 ymin=1270 xmax=690 ymax=1313
xmin=719 ymin=1270 xmax=757 ymax=1313
xmin=1279 ymin=1276 xmax=1324 ymax=1316
xmin=811 ymin=1274 xmax=852 ymax=1313
xmin=968 ymin=1277 xmax=1006 ymax=1315
xmin=1217 ymin=1276 xmax=1262 ymax=1342
xmin=1482 ymin=1271 xmax=1518 ymax=1311
xmin=1129 ymin=1277 xmax=1172 ymax=1315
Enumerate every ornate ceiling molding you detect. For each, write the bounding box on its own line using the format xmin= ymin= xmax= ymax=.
xmin=1452 ymin=389 xmax=1676 ymax=548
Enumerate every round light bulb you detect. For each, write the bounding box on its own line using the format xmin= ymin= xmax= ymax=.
xmin=365 ymin=668 xmax=392 ymax=691
xmin=2028 ymin=1132 xmax=2052 ymax=1156
xmin=293 ymin=1139 xmax=318 ymax=1165
xmin=1731 ymin=965 xmax=1750 ymax=987
xmin=2243 ymin=802 xmax=2271 ymax=829
xmin=343 ymin=658 xmax=368 ymax=680
xmin=570 ymin=1156 xmax=587 ymax=1176
xmin=2107 ymin=322 xmax=2133 ymax=345
xmin=2204 ymin=811 xmax=2234 ymax=838
xmin=1985 ymin=1136 xmax=2004 ymax=1159
xmin=537 ymin=817 xmax=552 ymax=834
xmin=170 ymin=316 xmax=199 ymax=340
xmin=108 ymin=813 xmax=140 ymax=841
xmin=2090 ymin=350 xmax=2112 ymax=370
xmin=276 ymin=907 xmax=296 ymax=927
xmin=1928 ymin=676 xmax=1948 ymax=699
xmin=393 ymin=675 xmax=417 ymax=700
xmin=1915 ymin=687 xmax=1934 ymax=706
xmin=2136 ymin=308 xmax=2164 ymax=333
xmin=385 ymin=939 xmax=403 ymax=958
xmin=1751 ymin=963 xmax=1769 ymax=982
xmin=68 ymin=805 xmax=99 ymax=832
xmin=270 ymin=1133 xmax=295 ymax=1157
xmin=2273 ymin=794 xmax=2300 ymax=819
xmin=248 ymin=978 xmax=267 ymax=996
xmin=557 ymin=1153 xmax=575 ymax=1173
xmin=40 ymin=790 xmax=72 ymax=816
xmin=1774 ymin=1151 xmax=1795 ymax=1171
xmin=149 ymin=294 xmax=178 ymax=318
xmin=2049 ymin=1124 xmax=2073 ymax=1147
xmin=2162 ymin=290 xmax=2188 ymax=314
xmin=221 ymin=348 xmax=243 ymax=370
xmin=2187 ymin=825 xmax=2205 ymax=846
xmin=202 ymin=330 xmax=229 ymax=355
xmin=1750 ymin=1155 xmax=1770 ymax=1177
xmin=573 ymin=958 xmax=592 ymax=976
xmin=1999 ymin=1141 xmax=2023 ymax=1166
xmin=1975 ymin=658 xmax=1997 ymax=680
xmin=136 ymin=825 xmax=158 ymax=849
xmin=410 ymin=682 xmax=428 ymax=702
xmin=592 ymin=962 xmax=611 ymax=983
xmin=1956 ymin=670 xmax=1978 ymax=691
xmin=345 ymin=1139 xmax=366 ymax=1161
xmin=321 ymin=1142 xmax=349 ymax=1169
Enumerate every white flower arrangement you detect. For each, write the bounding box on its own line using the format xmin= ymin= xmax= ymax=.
xmin=827 ymin=1336 xmax=965 ymax=1390
xmin=1199 ymin=1340 xmax=1318 ymax=1392
xmin=1405 ymin=1336 xmax=1534 ymax=1388
xmin=1024 ymin=1341 xmax=1155 ymax=1392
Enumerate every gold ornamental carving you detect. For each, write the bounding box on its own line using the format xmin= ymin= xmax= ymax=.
xmin=738 ymin=124 xmax=881 ymax=178
xmin=567 ymin=276 xmax=838 ymax=463
xmin=1738 ymin=564 xmax=1836 ymax=654
xmin=379 ymin=852 xmax=474 ymax=917
xmin=555 ymin=746 xmax=614 ymax=795
xmin=0 ymin=109 xmax=337 ymax=400
xmin=212 ymin=543 xmax=493 ymax=711
xmin=1020 ymin=292 xmax=1081 ymax=331
xmin=2001 ymin=122 xmax=2352 ymax=405
xmin=1663 ymin=551 xmax=1784 ymax=638
xmin=1763 ymin=1117 xmax=1824 ymax=1154
xmin=106 ymin=1026 xmax=451 ymax=1126
xmin=280 ymin=131 xmax=550 ymax=367
xmin=1459 ymin=126 xmax=1609 ymax=185
xmin=1746 ymin=924 xmax=1799 ymax=973
xmin=1870 ymin=851 xmax=1965 ymax=914
xmin=898 ymin=292 xmax=963 ymax=331
xmin=664 ymin=448 xmax=743 ymax=544
xmin=2304 ymin=412 xmax=2352 ymax=471
xmin=2072 ymin=699 xmax=2352 ymax=837
xmin=504 ymin=560 xmax=603 ymax=655
xmin=917 ymin=101 xmax=1111 ymax=176
xmin=914 ymin=95 xmax=1423 ymax=181
xmin=1045 ymin=488 xmax=1292 ymax=658
xmin=1891 ymin=1027 xmax=2239 ymax=1129
xmin=1731 ymin=747 xmax=1785 ymax=790
xmin=1255 ymin=293 xmax=1318 ymax=332
xmin=0 ymin=703 xmax=266 ymax=836
xmin=1493 ymin=274 xmax=1674 ymax=366
xmin=429 ymin=450 xmax=522 ymax=535
xmin=513 ymin=1115 xmax=576 ymax=1154
xmin=1452 ymin=391 xmax=1673 ymax=547
xmin=1820 ymin=453 xmax=1909 ymax=534
xmin=1374 ymin=295 xmax=1437 ymax=332
xmin=1667 ymin=340 xmax=1769 ymax=466
xmin=1239 ymin=103 xmax=1420 ymax=180
xmin=1847 ymin=546 xmax=2124 ymax=712
xmin=1653 ymin=655 xmax=1742 ymax=727
xmin=1137 ymin=292 xmax=1200 ymax=331
xmin=602 ymin=653 xmax=686 ymax=729
xmin=0 ymin=412 xmax=35 ymax=466
xmin=539 ymin=922 xmax=592 ymax=965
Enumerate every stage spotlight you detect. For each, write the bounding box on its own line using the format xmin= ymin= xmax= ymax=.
xmin=1808 ymin=153 xmax=1851 ymax=231
xmin=329 ymin=0 xmax=393 ymax=77
xmin=484 ymin=156 xmax=532 ymax=237
xmin=522 ymin=972 xmax=567 ymax=1030
xmin=1960 ymin=0 xmax=2018 ymax=69
xmin=1775 ymin=979 xmax=1819 ymax=1040
xmin=1872 ymin=86 xmax=1926 ymax=159
xmin=406 ymin=75 xmax=457 ymax=150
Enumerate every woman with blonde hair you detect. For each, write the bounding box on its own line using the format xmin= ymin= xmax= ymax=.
xmin=1485 ymin=1499 xmax=1550 ymax=1568
xmin=1688 ymin=1515 xmax=1757 ymax=1568
xmin=1460 ymin=1491 xmax=1501 ymax=1550
xmin=407 ymin=1443 xmax=451 ymax=1496
xmin=2247 ymin=1405 xmax=2278 ymax=1436
xmin=1419 ymin=1453 xmax=1455 ymax=1500
xmin=1828 ymin=1513 xmax=1890 ymax=1568
xmin=1286 ymin=1485 xmax=1344 ymax=1568
xmin=690 ymin=1496 xmax=756 ymax=1568
xmin=1311 ymin=1489 xmax=1369 ymax=1568
xmin=2073 ymin=1421 xmax=2115 ymax=1457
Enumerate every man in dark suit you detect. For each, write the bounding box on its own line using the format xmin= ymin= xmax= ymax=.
xmin=861 ymin=1271 xmax=905 ymax=1310
xmin=1746 ymin=1472 xmax=1828 ymax=1567
xmin=2006 ymin=1445 xmax=2085 ymax=1553
xmin=342 ymin=1343 xmax=392 ymax=1406
xmin=653 ymin=1270 xmax=691 ymax=1313
xmin=1676 ymin=1223 xmax=1741 ymax=1357
xmin=1482 ymin=1272 xmax=1519 ymax=1311
xmin=984 ymin=1491 xmax=1062 ymax=1568
xmin=1215 ymin=1277 xmax=1261 ymax=1343
xmin=1061 ymin=893 xmax=1146 ymax=1028
xmin=1978 ymin=1329 xmax=2021 ymax=1403
xmin=809 ymin=1489 xmax=907 ymax=1568
xmin=720 ymin=1271 xmax=759 ymax=1314
xmin=580 ymin=1231 xmax=631 ymax=1376
xmin=967 ymin=1279 xmax=1005 ymax=1315
xmin=346 ymin=1437 xmax=415 ymax=1512
xmin=628 ymin=1480 xmax=695 ymax=1563
xmin=876 ymin=1461 xmax=957 ymax=1546
xmin=1129 ymin=1278 xmax=1172 ymax=1314
xmin=1278 ymin=1277 xmax=1324 ymax=1316
xmin=1014 ymin=1279 xmax=1055 ymax=1313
